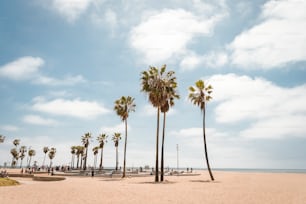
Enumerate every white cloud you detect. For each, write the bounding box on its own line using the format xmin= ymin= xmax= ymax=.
xmin=229 ymin=0 xmax=306 ymax=69
xmin=0 ymin=56 xmax=44 ymax=80
xmin=33 ymin=74 xmax=86 ymax=86
xmin=208 ymin=73 xmax=306 ymax=139
xmin=32 ymin=98 xmax=110 ymax=119
xmin=180 ymin=51 xmax=228 ymax=71
xmin=100 ymin=123 xmax=129 ymax=135
xmin=130 ymin=8 xmax=223 ymax=64
xmin=23 ymin=115 xmax=58 ymax=126
xmin=141 ymin=104 xmax=177 ymax=117
xmin=52 ymin=0 xmax=94 ymax=23
xmin=0 ymin=125 xmax=19 ymax=132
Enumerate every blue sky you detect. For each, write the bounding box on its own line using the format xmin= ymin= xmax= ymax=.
xmin=1 ymin=0 xmax=306 ymax=169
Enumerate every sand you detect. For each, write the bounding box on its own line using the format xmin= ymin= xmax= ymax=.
xmin=1 ymin=170 xmax=306 ymax=204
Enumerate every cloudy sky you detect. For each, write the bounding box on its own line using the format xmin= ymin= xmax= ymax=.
xmin=1 ymin=0 xmax=306 ymax=169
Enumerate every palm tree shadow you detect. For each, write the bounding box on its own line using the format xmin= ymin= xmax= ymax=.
xmin=99 ymin=178 xmax=122 ymax=182
xmin=189 ymin=180 xmax=220 ymax=183
xmin=136 ymin=180 xmax=176 ymax=185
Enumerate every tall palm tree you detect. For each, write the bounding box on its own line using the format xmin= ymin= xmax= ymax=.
xmin=28 ymin=149 xmax=36 ymax=167
xmin=81 ymin=132 xmax=92 ymax=170
xmin=48 ymin=147 xmax=56 ymax=168
xmin=19 ymin=146 xmax=27 ymax=168
xmin=42 ymin=146 xmax=49 ymax=168
xmin=112 ymin=133 xmax=121 ymax=171
xmin=0 ymin=135 xmax=5 ymax=143
xmin=97 ymin=133 xmax=108 ymax=170
xmin=141 ymin=65 xmax=164 ymax=182
xmin=92 ymin=146 xmax=99 ymax=169
xmin=10 ymin=148 xmax=18 ymax=167
xmin=189 ymin=79 xmax=214 ymax=181
xmin=114 ymin=96 xmax=136 ymax=178
xmin=160 ymin=70 xmax=179 ymax=182
xmin=70 ymin=146 xmax=77 ymax=169
xmin=76 ymin=145 xmax=84 ymax=169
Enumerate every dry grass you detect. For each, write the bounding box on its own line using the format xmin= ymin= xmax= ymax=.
xmin=0 ymin=178 xmax=20 ymax=186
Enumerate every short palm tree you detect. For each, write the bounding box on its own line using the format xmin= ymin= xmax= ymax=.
xmin=114 ymin=96 xmax=136 ymax=178
xmin=97 ymin=133 xmax=108 ymax=170
xmin=189 ymin=79 xmax=214 ymax=181
xmin=48 ymin=147 xmax=56 ymax=168
xmin=76 ymin=146 xmax=84 ymax=169
xmin=0 ymin=135 xmax=5 ymax=143
xmin=112 ymin=133 xmax=121 ymax=171
xmin=13 ymin=139 xmax=20 ymax=147
xmin=10 ymin=148 xmax=18 ymax=167
xmin=81 ymin=132 xmax=92 ymax=170
xmin=19 ymin=146 xmax=27 ymax=168
xmin=42 ymin=146 xmax=49 ymax=167
xmin=70 ymin=146 xmax=77 ymax=169
xmin=28 ymin=149 xmax=36 ymax=167
xmin=92 ymin=146 xmax=99 ymax=169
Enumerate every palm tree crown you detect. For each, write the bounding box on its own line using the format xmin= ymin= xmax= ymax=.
xmin=0 ymin=135 xmax=5 ymax=143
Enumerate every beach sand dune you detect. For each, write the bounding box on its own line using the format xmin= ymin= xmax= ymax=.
xmin=1 ymin=171 xmax=306 ymax=204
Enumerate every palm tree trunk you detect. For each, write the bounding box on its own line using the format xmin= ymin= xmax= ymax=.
xmin=83 ymin=146 xmax=88 ymax=170
xmin=155 ymin=107 xmax=160 ymax=182
xmin=99 ymin=148 xmax=103 ymax=170
xmin=29 ymin=156 xmax=32 ymax=167
xmin=80 ymin=156 xmax=83 ymax=170
xmin=203 ymin=106 xmax=214 ymax=181
xmin=160 ymin=112 xmax=166 ymax=181
xmin=122 ymin=119 xmax=128 ymax=178
xmin=76 ymin=155 xmax=79 ymax=169
xmin=43 ymin=153 xmax=46 ymax=167
xmin=116 ymin=146 xmax=118 ymax=171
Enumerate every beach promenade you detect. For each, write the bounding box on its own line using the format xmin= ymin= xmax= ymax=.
xmin=1 ymin=170 xmax=306 ymax=204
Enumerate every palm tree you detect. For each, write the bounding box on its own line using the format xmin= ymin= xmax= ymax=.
xmin=13 ymin=139 xmax=20 ymax=147
xmin=12 ymin=139 xmax=20 ymax=166
xmin=0 ymin=135 xmax=5 ymax=143
xmin=160 ymin=70 xmax=179 ymax=182
xmin=189 ymin=79 xmax=214 ymax=181
xmin=42 ymin=146 xmax=49 ymax=168
xmin=92 ymin=146 xmax=99 ymax=169
xmin=19 ymin=146 xmax=27 ymax=168
xmin=112 ymin=133 xmax=121 ymax=171
xmin=10 ymin=148 xmax=18 ymax=167
xmin=28 ymin=149 xmax=36 ymax=167
xmin=114 ymin=96 xmax=136 ymax=178
xmin=141 ymin=64 xmax=178 ymax=182
xmin=81 ymin=132 xmax=92 ymax=170
xmin=70 ymin=146 xmax=77 ymax=169
xmin=76 ymin=146 xmax=84 ymax=169
xmin=97 ymin=133 xmax=108 ymax=170
xmin=48 ymin=147 xmax=56 ymax=168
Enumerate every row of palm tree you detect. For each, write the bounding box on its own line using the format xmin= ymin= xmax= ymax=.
xmin=0 ymin=137 xmax=56 ymax=169
xmin=141 ymin=65 xmax=214 ymax=182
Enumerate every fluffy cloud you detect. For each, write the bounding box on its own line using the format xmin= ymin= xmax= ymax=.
xmin=52 ymin=0 xmax=94 ymax=22
xmin=141 ymin=104 xmax=177 ymax=117
xmin=23 ymin=115 xmax=58 ymax=126
xmin=33 ymin=75 xmax=86 ymax=86
xmin=0 ymin=56 xmax=44 ymax=80
xmin=0 ymin=125 xmax=19 ymax=132
xmin=180 ymin=51 xmax=228 ymax=71
xmin=32 ymin=98 xmax=110 ymax=119
xmin=0 ymin=56 xmax=85 ymax=86
xmin=130 ymin=8 xmax=224 ymax=64
xmin=229 ymin=0 xmax=306 ymax=69
xmin=208 ymin=74 xmax=306 ymax=139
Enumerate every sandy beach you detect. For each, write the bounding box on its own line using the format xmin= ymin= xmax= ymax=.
xmin=1 ymin=170 xmax=306 ymax=204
